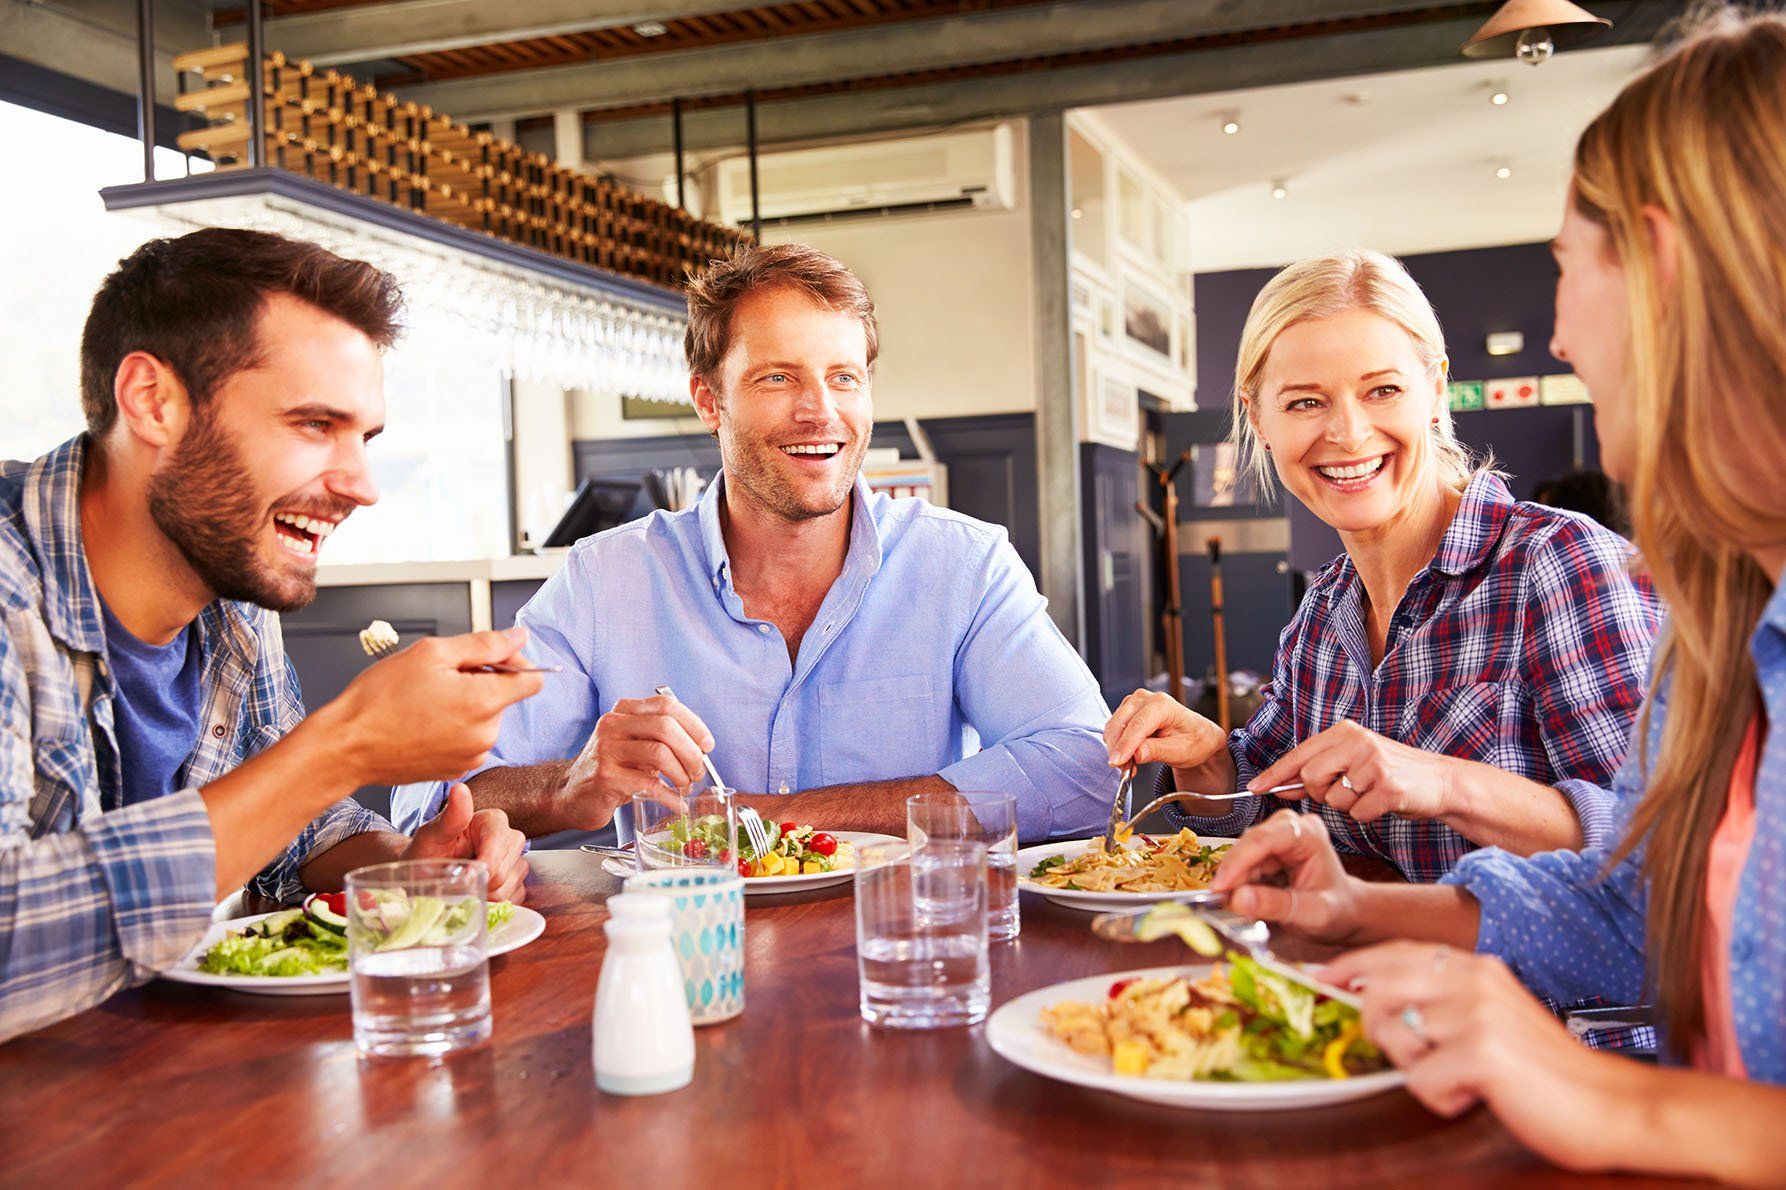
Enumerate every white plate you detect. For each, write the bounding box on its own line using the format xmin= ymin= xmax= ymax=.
xmin=1015 ymin=837 xmax=1237 ymax=912
xmin=986 ymin=964 xmax=1405 ymax=1111
xmin=602 ymin=831 xmax=903 ymax=895
xmin=159 ymin=904 xmax=547 ymax=997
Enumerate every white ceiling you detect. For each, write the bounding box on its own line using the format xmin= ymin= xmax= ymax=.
xmin=1086 ymin=44 xmax=1653 ymax=272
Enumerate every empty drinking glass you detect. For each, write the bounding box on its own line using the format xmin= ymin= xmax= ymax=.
xmin=628 ymin=786 xmax=739 ymax=873
xmin=908 ymin=791 xmax=1020 ymax=940
xmin=854 ymin=839 xmax=989 ymax=1029
xmin=347 ymin=859 xmax=490 ymax=1058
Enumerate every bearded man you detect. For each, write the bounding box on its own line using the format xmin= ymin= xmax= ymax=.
xmin=0 ymin=229 xmax=541 ymax=1042
xmin=419 ymin=243 xmax=1115 ymax=844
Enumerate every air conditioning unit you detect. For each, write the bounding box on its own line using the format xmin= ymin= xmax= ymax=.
xmin=714 ymin=125 xmax=1015 ymax=228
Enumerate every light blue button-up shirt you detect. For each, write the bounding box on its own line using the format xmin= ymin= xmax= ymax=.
xmin=396 ymin=473 xmax=1115 ymax=843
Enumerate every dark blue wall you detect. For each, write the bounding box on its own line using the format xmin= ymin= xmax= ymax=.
xmin=1194 ymin=241 xmax=1600 ymax=572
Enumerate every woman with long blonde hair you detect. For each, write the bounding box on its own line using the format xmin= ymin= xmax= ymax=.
xmin=1104 ymin=251 xmax=1661 ymax=882
xmin=1209 ymin=9 xmax=1786 ymax=1180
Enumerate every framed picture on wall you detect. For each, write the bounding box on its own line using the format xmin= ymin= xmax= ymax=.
xmin=1116 ymin=166 xmax=1149 ymax=254
xmin=1088 ymin=370 xmax=1141 ymax=450
xmin=1121 ymin=277 xmax=1174 ymax=363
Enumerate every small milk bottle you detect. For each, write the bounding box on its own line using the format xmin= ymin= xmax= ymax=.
xmin=592 ymin=894 xmax=695 ymax=1095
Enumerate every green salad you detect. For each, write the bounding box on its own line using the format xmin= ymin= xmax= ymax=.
xmin=197 ymin=892 xmax=517 ymax=978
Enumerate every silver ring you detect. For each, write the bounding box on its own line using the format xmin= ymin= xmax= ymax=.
xmin=1288 ymin=815 xmax=1304 ymax=841
xmin=1339 ymin=774 xmax=1354 ymax=791
xmin=1400 ymin=1003 xmax=1431 ymax=1045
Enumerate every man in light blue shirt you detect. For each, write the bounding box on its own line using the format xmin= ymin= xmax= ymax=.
xmin=432 ymin=243 xmax=1114 ymax=843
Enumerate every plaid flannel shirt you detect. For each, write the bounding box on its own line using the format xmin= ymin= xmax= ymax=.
xmin=1166 ymin=472 xmax=1662 ymax=878
xmin=0 ymin=436 xmax=389 ymax=1043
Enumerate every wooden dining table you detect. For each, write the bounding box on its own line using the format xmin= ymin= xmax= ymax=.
xmin=0 ymin=850 xmax=1686 ymax=1188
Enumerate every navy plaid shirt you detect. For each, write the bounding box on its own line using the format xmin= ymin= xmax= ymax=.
xmin=0 ymin=437 xmax=389 ymax=1042
xmin=1164 ymin=473 xmax=1662 ymax=1050
xmin=1166 ymin=472 xmax=1661 ymax=876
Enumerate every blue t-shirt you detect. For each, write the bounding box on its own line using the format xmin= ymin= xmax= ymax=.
xmin=100 ymin=598 xmax=205 ymax=807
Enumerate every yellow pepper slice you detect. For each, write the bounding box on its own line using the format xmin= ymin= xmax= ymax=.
xmin=1323 ymin=1021 xmax=1361 ymax=1080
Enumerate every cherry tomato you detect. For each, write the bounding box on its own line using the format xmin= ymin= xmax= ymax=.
xmin=1109 ymin=978 xmax=1140 ymax=999
xmin=809 ymin=832 xmax=838 ymax=857
xmin=319 ymin=891 xmax=347 ymax=916
xmin=682 ymin=838 xmax=709 ymax=859
xmin=718 ymin=848 xmax=732 ymax=864
xmin=779 ymin=822 xmax=799 ymax=837
xmin=738 ymin=860 xmax=752 ymax=877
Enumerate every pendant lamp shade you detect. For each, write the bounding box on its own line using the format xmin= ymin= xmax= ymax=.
xmin=1462 ymin=0 xmax=1612 ymax=59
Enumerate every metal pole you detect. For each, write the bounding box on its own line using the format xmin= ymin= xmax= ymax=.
xmin=137 ymin=0 xmax=156 ymax=182
xmin=745 ymin=88 xmax=760 ymax=242
xmin=246 ymin=0 xmax=266 ymax=167
xmin=671 ymin=96 xmax=686 ymax=211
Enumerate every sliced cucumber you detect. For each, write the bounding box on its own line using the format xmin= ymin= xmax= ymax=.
xmin=245 ymin=909 xmax=305 ymax=939
xmin=376 ymin=894 xmax=446 ymax=951
xmin=1133 ymin=903 xmax=1223 ymax=956
xmin=302 ymin=894 xmax=348 ymax=936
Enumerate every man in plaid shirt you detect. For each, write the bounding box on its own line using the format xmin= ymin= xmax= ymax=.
xmin=0 ymin=229 xmax=540 ymax=1043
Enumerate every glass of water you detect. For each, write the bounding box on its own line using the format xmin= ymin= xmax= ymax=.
xmin=346 ymin=859 xmax=491 ymax=1058
xmin=908 ymin=791 xmax=1020 ymax=940
xmin=854 ymin=839 xmax=989 ymax=1029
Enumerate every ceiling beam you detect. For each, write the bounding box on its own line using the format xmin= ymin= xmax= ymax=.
xmin=391 ymin=0 xmax=1481 ymax=121
xmin=1 ymin=0 xmax=210 ymax=99
xmin=268 ymin=0 xmax=756 ymax=67
xmin=572 ymin=4 xmax=1661 ymax=162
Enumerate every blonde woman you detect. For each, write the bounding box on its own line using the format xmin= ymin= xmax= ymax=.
xmin=1106 ymin=249 xmax=1660 ymax=879
xmin=1210 ymin=9 xmax=1786 ymax=1181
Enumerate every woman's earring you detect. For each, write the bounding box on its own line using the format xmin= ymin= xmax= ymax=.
xmin=1264 ymin=444 xmax=1272 ymax=452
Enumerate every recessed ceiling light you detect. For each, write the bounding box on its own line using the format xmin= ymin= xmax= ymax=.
xmin=1221 ymin=114 xmax=1241 ymax=135
xmin=1070 ymin=208 xmax=1084 ymax=220
xmin=1495 ymin=162 xmax=1513 ymax=179
xmin=632 ymin=20 xmax=668 ymax=37
xmin=1491 ymin=89 xmax=1510 ymax=105
xmin=1271 ymin=179 xmax=1288 ymax=200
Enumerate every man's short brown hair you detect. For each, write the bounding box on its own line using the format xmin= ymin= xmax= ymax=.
xmin=80 ymin=227 xmax=403 ymax=436
xmin=683 ymin=243 xmax=878 ymax=389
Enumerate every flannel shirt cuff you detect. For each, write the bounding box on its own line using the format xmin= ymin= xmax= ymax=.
xmin=252 ymin=798 xmax=394 ymax=905
xmin=1160 ymin=740 xmax=1267 ymax=838
xmin=84 ymin=788 xmax=217 ymax=976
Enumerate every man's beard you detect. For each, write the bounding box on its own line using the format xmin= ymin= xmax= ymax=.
xmin=719 ymin=421 xmax=870 ymax=523
xmin=145 ymin=413 xmax=318 ymax=613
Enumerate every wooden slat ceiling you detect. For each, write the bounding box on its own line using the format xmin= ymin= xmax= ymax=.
xmin=216 ymin=0 xmax=1057 ymax=84
xmin=377 ymin=0 xmax=1054 ymax=86
xmin=215 ymin=0 xmax=1502 ymax=120
xmin=549 ymin=2 xmax=1501 ymax=124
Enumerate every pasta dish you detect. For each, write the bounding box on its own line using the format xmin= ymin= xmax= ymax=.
xmin=1041 ymin=958 xmax=1385 ymax=1082
xmin=1025 ymin=828 xmax=1229 ymax=893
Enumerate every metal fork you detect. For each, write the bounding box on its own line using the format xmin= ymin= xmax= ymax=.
xmin=736 ymin=806 xmax=773 ymax=867
xmin=1111 ymin=783 xmax=1307 ymax=841
xmin=1101 ymin=766 xmax=1136 ymax=854
xmin=652 ymin=684 xmax=763 ymax=863
xmin=1091 ymin=904 xmax=1360 ymax=1008
xmin=358 ymin=621 xmax=563 ymax=674
xmin=653 ymin=685 xmax=732 ymax=794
